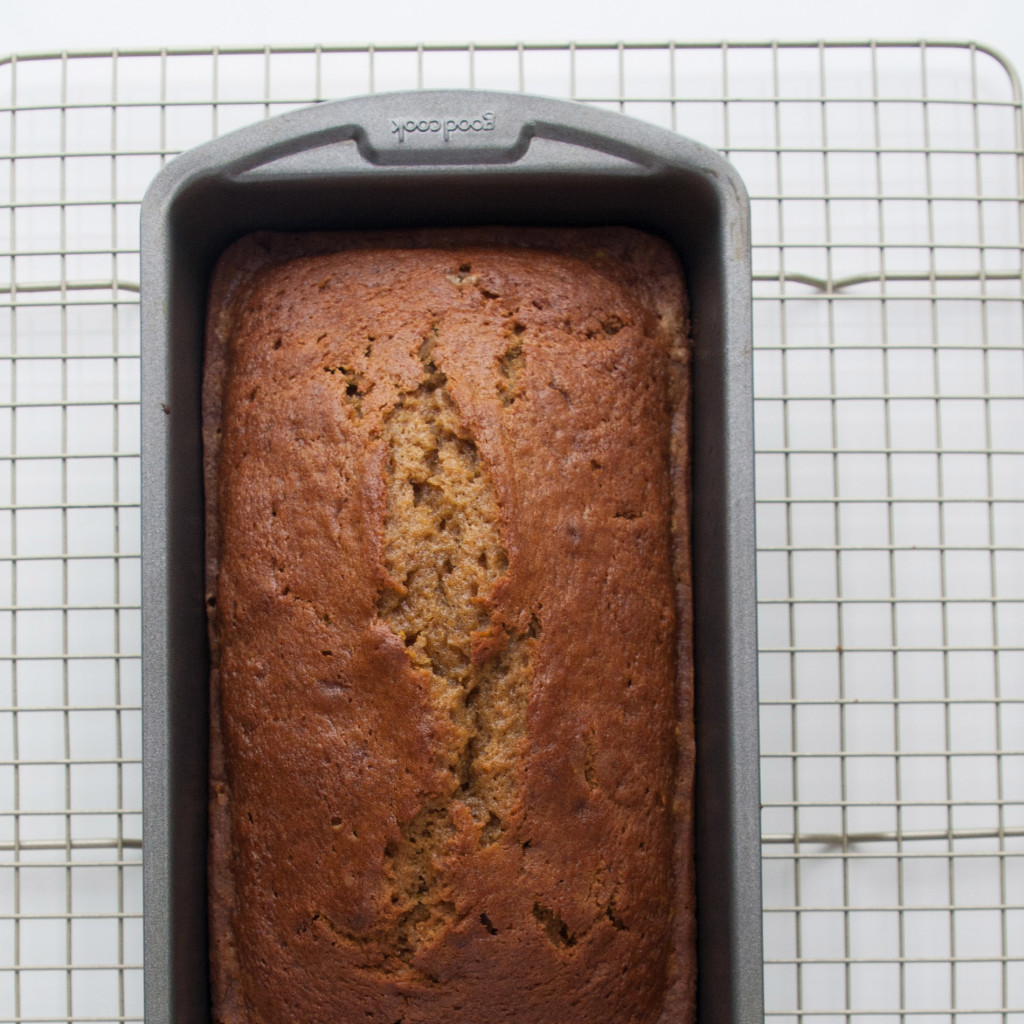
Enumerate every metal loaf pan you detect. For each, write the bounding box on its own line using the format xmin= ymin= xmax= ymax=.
xmin=141 ymin=90 xmax=760 ymax=1024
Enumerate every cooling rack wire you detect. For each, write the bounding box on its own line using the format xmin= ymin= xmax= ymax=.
xmin=0 ymin=39 xmax=1022 ymax=1024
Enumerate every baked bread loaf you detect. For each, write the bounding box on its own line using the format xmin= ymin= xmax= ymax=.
xmin=204 ymin=228 xmax=695 ymax=1024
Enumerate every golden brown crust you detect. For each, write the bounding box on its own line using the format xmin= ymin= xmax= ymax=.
xmin=205 ymin=228 xmax=694 ymax=1024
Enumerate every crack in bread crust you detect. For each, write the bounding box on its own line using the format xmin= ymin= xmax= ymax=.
xmin=375 ymin=349 xmax=536 ymax=964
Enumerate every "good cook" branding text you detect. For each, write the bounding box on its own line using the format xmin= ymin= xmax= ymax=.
xmin=390 ymin=112 xmax=496 ymax=142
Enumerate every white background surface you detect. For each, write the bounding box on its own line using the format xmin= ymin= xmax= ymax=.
xmin=5 ymin=0 xmax=1024 ymax=86
xmin=2 ymin=5 xmax=1022 ymax=1023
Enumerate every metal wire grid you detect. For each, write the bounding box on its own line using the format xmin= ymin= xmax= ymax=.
xmin=0 ymin=38 xmax=1021 ymax=1024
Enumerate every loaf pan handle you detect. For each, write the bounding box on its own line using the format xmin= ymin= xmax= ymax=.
xmin=214 ymin=91 xmax=663 ymax=176
xmin=352 ymin=92 xmax=655 ymax=167
xmin=356 ymin=96 xmax=529 ymax=165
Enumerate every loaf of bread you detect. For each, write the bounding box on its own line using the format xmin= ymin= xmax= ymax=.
xmin=204 ymin=228 xmax=695 ymax=1024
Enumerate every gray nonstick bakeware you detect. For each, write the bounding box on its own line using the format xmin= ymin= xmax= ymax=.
xmin=141 ymin=89 xmax=760 ymax=1024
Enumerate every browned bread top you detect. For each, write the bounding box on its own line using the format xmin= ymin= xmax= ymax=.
xmin=205 ymin=228 xmax=695 ymax=1024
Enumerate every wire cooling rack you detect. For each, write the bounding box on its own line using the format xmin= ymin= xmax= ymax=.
xmin=0 ymin=39 xmax=1021 ymax=1024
